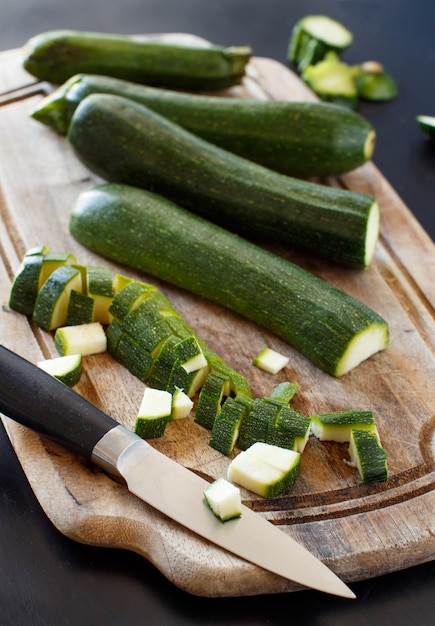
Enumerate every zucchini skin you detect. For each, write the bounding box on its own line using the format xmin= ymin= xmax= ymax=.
xmin=67 ymin=93 xmax=379 ymax=268
xmin=69 ymin=183 xmax=389 ymax=377
xmin=22 ymin=30 xmax=251 ymax=90
xmin=32 ymin=73 xmax=375 ymax=177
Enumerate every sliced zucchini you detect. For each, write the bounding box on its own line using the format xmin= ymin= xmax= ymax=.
xmin=38 ymin=251 xmax=77 ymax=290
xmin=65 ymin=289 xmax=94 ymax=326
xmin=252 ymin=347 xmax=289 ymax=375
xmin=348 ymin=429 xmax=388 ymax=483
xmin=194 ymin=370 xmax=229 ymax=429
xmin=203 ymin=478 xmax=242 ymax=522
xmin=355 ymin=61 xmax=398 ymax=101
xmin=302 ymin=52 xmax=358 ymax=108
xmin=9 ymin=253 xmax=45 ymax=316
xmin=237 ymin=400 xmax=278 ymax=451
xmin=134 ymin=387 xmax=172 ymax=439
xmin=109 ymin=280 xmax=154 ymax=321
xmin=289 ymin=15 xmax=353 ymax=71
xmin=209 ymin=396 xmax=249 ymax=456
xmin=228 ymin=441 xmax=301 ymax=498
xmin=310 ymin=409 xmax=377 ymax=442
xmin=85 ymin=264 xmax=114 ymax=324
xmin=268 ymin=381 xmax=300 ymax=405
xmin=32 ymin=265 xmax=82 ymax=331
xmin=171 ymin=388 xmax=194 ymax=420
xmin=272 ymin=407 xmax=312 ymax=453
xmin=54 ymin=321 xmax=107 ymax=356
xmin=37 ymin=353 xmax=83 ymax=387
xmin=110 ymin=330 xmax=154 ymax=381
xmin=416 ymin=115 xmax=435 ymax=141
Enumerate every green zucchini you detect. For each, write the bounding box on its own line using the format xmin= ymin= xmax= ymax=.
xmin=348 ymin=429 xmax=388 ymax=483
xmin=32 ymin=73 xmax=376 ymax=177
xmin=354 ymin=61 xmax=398 ymax=102
xmin=23 ymin=30 xmax=251 ymax=91
xmin=68 ymin=93 xmax=380 ymax=268
xmin=69 ymin=183 xmax=389 ymax=377
xmin=302 ymin=52 xmax=359 ymax=108
xmin=416 ymin=115 xmax=435 ymax=141
xmin=288 ymin=14 xmax=353 ymax=72
xmin=203 ymin=478 xmax=242 ymax=522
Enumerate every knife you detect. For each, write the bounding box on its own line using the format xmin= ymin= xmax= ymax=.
xmin=0 ymin=345 xmax=355 ymax=599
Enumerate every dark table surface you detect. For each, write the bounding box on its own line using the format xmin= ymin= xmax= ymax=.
xmin=1 ymin=1 xmax=434 ymax=625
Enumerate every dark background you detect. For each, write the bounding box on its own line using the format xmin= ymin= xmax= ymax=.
xmin=1 ymin=1 xmax=434 ymax=625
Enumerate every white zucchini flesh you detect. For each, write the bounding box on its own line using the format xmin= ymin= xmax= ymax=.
xmin=203 ymin=478 xmax=242 ymax=522
xmin=335 ymin=323 xmax=389 ymax=377
xmin=301 ymin=15 xmax=353 ymax=47
xmin=138 ymin=387 xmax=172 ymax=419
xmin=252 ymin=347 xmax=289 ymax=375
xmin=37 ymin=353 xmax=82 ymax=387
xmin=171 ymin=388 xmax=194 ymax=420
xmin=54 ymin=321 xmax=107 ymax=356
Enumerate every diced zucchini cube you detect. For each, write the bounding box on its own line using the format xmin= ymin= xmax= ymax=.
xmin=134 ymin=387 xmax=172 ymax=439
xmin=253 ymin=347 xmax=289 ymax=374
xmin=37 ymin=353 xmax=83 ymax=387
xmin=204 ymin=478 xmax=242 ymax=522
xmin=54 ymin=321 xmax=107 ymax=356
xmin=171 ymin=388 xmax=194 ymax=420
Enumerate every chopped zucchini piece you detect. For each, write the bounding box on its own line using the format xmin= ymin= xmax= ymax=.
xmin=209 ymin=396 xmax=249 ymax=456
xmin=9 ymin=253 xmax=45 ymax=316
xmin=85 ymin=264 xmax=114 ymax=324
xmin=271 ymin=407 xmax=312 ymax=453
xmin=237 ymin=399 xmax=278 ymax=451
xmin=302 ymin=52 xmax=358 ymax=108
xmin=134 ymin=387 xmax=172 ymax=439
xmin=268 ymin=381 xmax=300 ymax=405
xmin=203 ymin=478 xmax=242 ymax=522
xmin=171 ymin=388 xmax=194 ymax=420
xmin=253 ymin=347 xmax=289 ymax=375
xmin=194 ymin=370 xmax=229 ymax=429
xmin=38 ymin=251 xmax=76 ymax=289
xmin=288 ymin=14 xmax=353 ymax=71
xmin=37 ymin=353 xmax=83 ymax=387
xmin=355 ymin=61 xmax=398 ymax=101
xmin=33 ymin=265 xmax=82 ymax=331
xmin=65 ymin=289 xmax=94 ymax=325
xmin=54 ymin=321 xmax=107 ymax=356
xmin=348 ymin=429 xmax=388 ymax=483
xmin=110 ymin=330 xmax=154 ymax=381
xmin=228 ymin=441 xmax=301 ymax=498
xmin=311 ymin=409 xmax=377 ymax=442
xmin=416 ymin=115 xmax=435 ymax=141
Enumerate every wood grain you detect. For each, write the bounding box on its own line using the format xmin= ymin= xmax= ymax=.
xmin=0 ymin=37 xmax=434 ymax=597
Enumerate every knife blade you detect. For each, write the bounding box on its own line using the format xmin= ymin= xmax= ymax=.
xmin=0 ymin=345 xmax=355 ymax=599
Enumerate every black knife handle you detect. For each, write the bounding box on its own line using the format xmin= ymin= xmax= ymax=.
xmin=0 ymin=345 xmax=118 ymax=458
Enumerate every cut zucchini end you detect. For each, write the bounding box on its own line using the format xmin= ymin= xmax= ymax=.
xmin=37 ymin=353 xmax=83 ymax=387
xmin=364 ymin=200 xmax=381 ymax=268
xmin=335 ymin=322 xmax=389 ymax=377
xmin=416 ymin=115 xmax=435 ymax=141
xmin=252 ymin=347 xmax=289 ymax=375
xmin=364 ymin=128 xmax=377 ymax=161
xmin=301 ymin=15 xmax=354 ymax=49
xmin=203 ymin=478 xmax=242 ymax=522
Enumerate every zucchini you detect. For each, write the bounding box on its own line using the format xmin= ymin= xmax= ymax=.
xmin=69 ymin=183 xmax=389 ymax=377
xmin=32 ymin=73 xmax=376 ymax=177
xmin=37 ymin=353 xmax=83 ymax=387
xmin=252 ymin=347 xmax=289 ymax=375
xmin=67 ymin=93 xmax=380 ymax=268
xmin=268 ymin=382 xmax=300 ymax=405
xmin=65 ymin=289 xmax=94 ymax=325
xmin=54 ymin=321 xmax=107 ymax=356
xmin=23 ymin=30 xmax=251 ymax=91
xmin=227 ymin=442 xmax=301 ymax=498
xmin=171 ymin=388 xmax=194 ymax=420
xmin=302 ymin=52 xmax=359 ymax=108
xmin=9 ymin=253 xmax=45 ymax=316
xmin=348 ymin=429 xmax=388 ymax=483
xmin=416 ymin=115 xmax=435 ymax=141
xmin=203 ymin=478 xmax=242 ymax=522
xmin=209 ymin=397 xmax=249 ymax=456
xmin=354 ymin=61 xmax=398 ymax=101
xmin=310 ymin=409 xmax=377 ymax=442
xmin=288 ymin=14 xmax=353 ymax=72
xmin=134 ymin=387 xmax=172 ymax=440
xmin=32 ymin=264 xmax=82 ymax=331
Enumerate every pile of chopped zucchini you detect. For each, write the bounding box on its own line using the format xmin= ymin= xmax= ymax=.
xmin=288 ymin=14 xmax=398 ymax=107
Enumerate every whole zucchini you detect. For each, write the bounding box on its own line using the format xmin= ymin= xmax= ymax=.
xmin=69 ymin=183 xmax=389 ymax=377
xmin=22 ymin=30 xmax=251 ymax=90
xmin=67 ymin=93 xmax=380 ymax=268
xmin=32 ymin=73 xmax=375 ymax=177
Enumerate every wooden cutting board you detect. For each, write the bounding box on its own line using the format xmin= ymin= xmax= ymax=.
xmin=0 ymin=34 xmax=434 ymax=598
